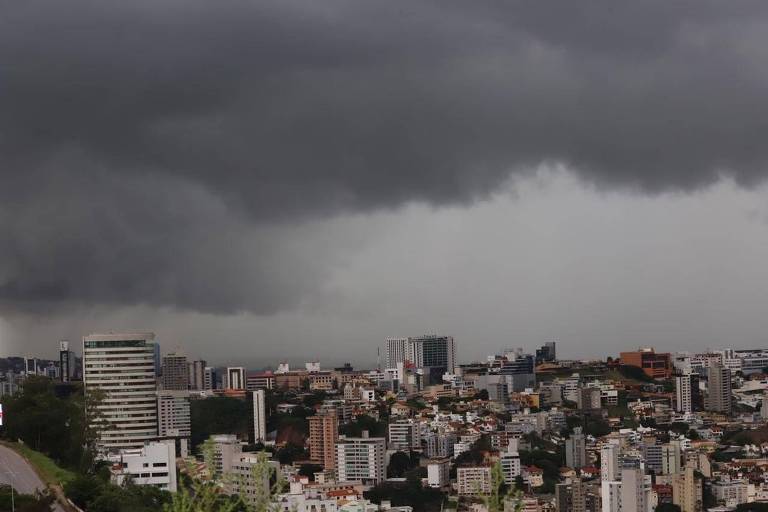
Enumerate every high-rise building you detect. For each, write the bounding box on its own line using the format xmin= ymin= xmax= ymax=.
xmin=161 ymin=352 xmax=189 ymax=390
xmin=203 ymin=366 xmax=217 ymax=390
xmin=661 ymin=442 xmax=681 ymax=475
xmin=565 ymin=427 xmax=586 ymax=469
xmin=705 ymin=364 xmax=732 ymax=415
xmin=226 ymin=367 xmax=246 ymax=390
xmin=387 ymin=419 xmax=419 ymax=451
xmin=59 ymin=340 xmax=77 ymax=382
xmin=641 ymin=441 xmax=662 ymax=474
xmin=536 ymin=342 xmax=557 ymax=364
xmin=556 ymin=478 xmax=585 ymax=512
xmin=83 ymin=332 xmax=159 ymax=454
xmin=157 ymin=391 xmax=191 ymax=438
xmin=188 ymin=360 xmax=206 ymax=391
xmin=385 ymin=335 xmax=456 ymax=380
xmin=499 ymin=442 xmax=521 ymax=485
xmin=675 ymin=374 xmax=691 ymax=413
xmin=252 ymin=390 xmax=267 ymax=443
xmin=672 ymin=466 xmax=702 ymax=512
xmin=619 ymin=465 xmax=651 ymax=512
xmin=385 ymin=338 xmax=409 ymax=369
xmin=335 ymin=434 xmax=386 ymax=485
xmin=24 ymin=357 xmax=38 ymax=376
xmin=309 ymin=409 xmax=338 ymax=469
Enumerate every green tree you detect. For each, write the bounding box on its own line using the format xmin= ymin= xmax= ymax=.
xmin=480 ymin=462 xmax=521 ymax=512
xmin=191 ymin=397 xmax=251 ymax=448
xmin=0 ymin=485 xmax=54 ymax=512
xmin=387 ymin=451 xmax=412 ymax=478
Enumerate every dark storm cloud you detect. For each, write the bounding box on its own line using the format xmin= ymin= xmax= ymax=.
xmin=2 ymin=0 xmax=768 ymax=312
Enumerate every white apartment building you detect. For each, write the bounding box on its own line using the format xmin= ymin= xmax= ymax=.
xmin=499 ymin=444 xmax=521 ymax=485
xmin=457 ymin=466 xmax=492 ymax=496
xmin=83 ymin=332 xmax=160 ymax=454
xmin=211 ymin=434 xmax=243 ymax=477
xmin=711 ymin=479 xmax=749 ymax=508
xmin=110 ymin=440 xmax=177 ymax=492
xmin=675 ymin=374 xmax=693 ymax=413
xmin=230 ymin=452 xmax=279 ymax=507
xmin=427 ymin=458 xmax=450 ymax=488
xmin=335 ymin=435 xmax=386 ymax=485
xmin=253 ymin=390 xmax=267 ymax=443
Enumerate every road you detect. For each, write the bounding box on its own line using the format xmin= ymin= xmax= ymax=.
xmin=0 ymin=444 xmax=66 ymax=511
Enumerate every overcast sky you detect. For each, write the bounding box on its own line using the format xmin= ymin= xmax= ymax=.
xmin=2 ymin=1 xmax=768 ymax=367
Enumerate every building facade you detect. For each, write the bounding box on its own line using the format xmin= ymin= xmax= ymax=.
xmin=83 ymin=332 xmax=160 ymax=454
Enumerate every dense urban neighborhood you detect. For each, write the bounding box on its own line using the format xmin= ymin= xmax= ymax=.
xmin=2 ymin=335 xmax=768 ymax=511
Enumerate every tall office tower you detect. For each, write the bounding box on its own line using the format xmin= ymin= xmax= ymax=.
xmin=252 ymin=390 xmax=267 ymax=443
xmin=386 ymin=335 xmax=456 ymax=375
xmin=335 ymin=434 xmax=386 ymax=485
xmin=672 ymin=466 xmax=702 ymax=512
xmin=387 ymin=419 xmax=419 ymax=451
xmin=661 ymin=442 xmax=681 ymax=475
xmin=536 ymin=342 xmax=557 ymax=364
xmin=309 ymin=409 xmax=339 ymax=469
xmin=408 ymin=335 xmax=456 ymax=375
xmin=83 ymin=332 xmax=159 ymax=454
xmin=203 ymin=367 xmax=217 ymax=390
xmin=188 ymin=360 xmax=206 ymax=390
xmin=385 ymin=338 xmax=409 ymax=368
xmin=59 ymin=340 xmax=77 ymax=382
xmin=705 ymin=364 xmax=732 ymax=415
xmin=226 ymin=367 xmax=246 ymax=390
xmin=161 ymin=352 xmax=189 ymax=390
xmin=565 ymin=427 xmax=586 ymax=469
xmin=25 ymin=357 xmax=38 ymax=376
xmin=601 ymin=444 xmax=620 ymax=482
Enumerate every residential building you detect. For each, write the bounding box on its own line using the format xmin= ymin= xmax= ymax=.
xmin=230 ymin=452 xmax=276 ymax=507
xmin=457 ymin=466 xmax=492 ymax=496
xmin=672 ymin=467 xmax=702 ymax=512
xmin=210 ymin=434 xmax=242 ymax=477
xmin=157 ymin=390 xmax=191 ymax=438
xmin=675 ymin=373 xmax=700 ymax=413
xmin=388 ymin=419 xmax=419 ymax=451
xmin=188 ymin=360 xmax=206 ymax=390
xmin=556 ymin=478 xmax=586 ymax=512
xmin=566 ymin=427 xmax=586 ymax=469
xmin=661 ymin=443 xmax=681 ymax=475
xmin=705 ymin=364 xmax=732 ymax=415
xmin=426 ymin=458 xmax=450 ymax=488
xmin=309 ymin=409 xmax=339 ymax=470
xmin=335 ymin=434 xmax=386 ymax=485
xmin=83 ymin=332 xmax=160 ymax=454
xmin=500 ymin=442 xmax=522 ymax=484
xmin=110 ymin=440 xmax=177 ymax=492
xmin=253 ymin=389 xmax=267 ymax=443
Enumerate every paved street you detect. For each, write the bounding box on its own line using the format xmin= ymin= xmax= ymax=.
xmin=0 ymin=445 xmax=65 ymax=511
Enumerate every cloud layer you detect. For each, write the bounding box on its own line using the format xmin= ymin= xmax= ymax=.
xmin=2 ymin=0 xmax=768 ymax=313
